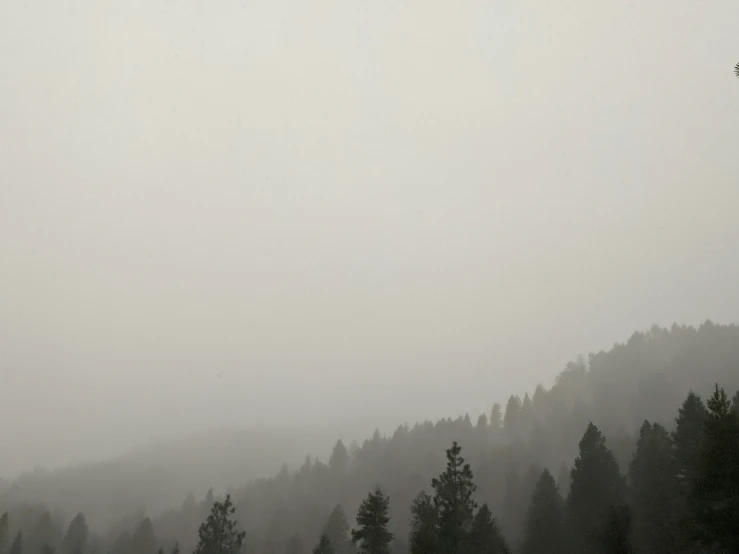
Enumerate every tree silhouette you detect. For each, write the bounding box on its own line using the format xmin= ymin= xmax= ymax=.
xmin=432 ymin=442 xmax=477 ymax=554
xmin=194 ymin=494 xmax=245 ymax=554
xmin=351 ymin=486 xmax=393 ymax=554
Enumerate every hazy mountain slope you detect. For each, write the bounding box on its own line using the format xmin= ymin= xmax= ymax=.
xmin=2 ymin=321 xmax=737 ymax=551
xmin=1 ymin=427 xmax=338 ymax=529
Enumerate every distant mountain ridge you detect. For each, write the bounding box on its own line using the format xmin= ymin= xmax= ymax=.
xmin=2 ymin=320 xmax=738 ymax=546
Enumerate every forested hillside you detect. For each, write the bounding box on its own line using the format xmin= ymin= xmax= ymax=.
xmin=1 ymin=321 xmax=738 ymax=553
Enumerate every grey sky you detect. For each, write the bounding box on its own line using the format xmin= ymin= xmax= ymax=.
xmin=1 ymin=0 xmax=738 ymax=477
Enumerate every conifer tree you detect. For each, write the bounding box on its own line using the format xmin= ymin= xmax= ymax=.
xmin=628 ymin=421 xmax=676 ymax=554
xmin=194 ymin=494 xmax=245 ymax=554
xmin=602 ymin=505 xmax=633 ymax=554
xmin=41 ymin=545 xmax=55 ymax=554
xmin=321 ymin=506 xmax=351 ymax=554
xmin=489 ymin=404 xmax=502 ymax=431
xmin=670 ymin=391 xmax=707 ymax=549
xmin=567 ymin=423 xmax=624 ymax=554
xmin=431 ymin=442 xmax=477 ymax=554
xmin=521 ymin=470 xmax=565 ymax=554
xmin=285 ymin=533 xmax=303 ymax=554
xmin=409 ymin=492 xmax=437 ymax=554
xmin=467 ymin=504 xmax=510 ymax=554
xmin=28 ymin=511 xmax=62 ymax=554
xmin=0 ymin=512 xmax=9 ymax=553
xmin=691 ymin=385 xmax=739 ymax=552
xmin=129 ymin=517 xmax=157 ymax=554
xmin=60 ymin=513 xmax=89 ymax=554
xmin=329 ymin=441 xmax=350 ymax=475
xmin=351 ymin=486 xmax=393 ymax=554
xmin=503 ymin=396 xmax=522 ymax=437
xmin=672 ymin=392 xmax=706 ymax=489
xmin=10 ymin=531 xmax=23 ymax=554
xmin=312 ymin=535 xmax=334 ymax=554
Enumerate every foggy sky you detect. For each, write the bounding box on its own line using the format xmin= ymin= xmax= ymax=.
xmin=1 ymin=0 xmax=739 ymax=477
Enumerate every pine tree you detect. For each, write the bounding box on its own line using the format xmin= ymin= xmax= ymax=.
xmin=467 ymin=504 xmax=510 ymax=554
xmin=171 ymin=543 xmax=180 ymax=554
xmin=691 ymin=385 xmax=739 ymax=552
xmin=567 ymin=423 xmax=624 ymax=554
xmin=28 ymin=511 xmax=62 ymax=554
xmin=321 ymin=506 xmax=351 ymax=554
xmin=329 ymin=440 xmax=349 ymax=475
xmin=312 ymin=535 xmax=334 ymax=554
xmin=194 ymin=494 xmax=246 ymax=554
xmin=41 ymin=545 xmax=55 ymax=554
xmin=672 ymin=392 xmax=706 ymax=489
xmin=60 ymin=513 xmax=89 ymax=554
xmin=503 ymin=396 xmax=522 ymax=437
xmin=521 ymin=470 xmax=565 ymax=554
xmin=671 ymin=391 xmax=707 ymax=549
xmin=0 ymin=512 xmax=9 ymax=553
xmin=431 ymin=442 xmax=477 ymax=554
xmin=490 ymin=404 xmax=502 ymax=431
xmin=285 ymin=533 xmax=303 ymax=554
xmin=351 ymin=486 xmax=393 ymax=554
xmin=409 ymin=492 xmax=437 ymax=554
xmin=628 ymin=421 xmax=676 ymax=554
xmin=602 ymin=505 xmax=633 ymax=554
xmin=129 ymin=517 xmax=157 ymax=554
xmin=10 ymin=531 xmax=22 ymax=554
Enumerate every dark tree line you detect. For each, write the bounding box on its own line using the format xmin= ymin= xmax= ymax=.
xmin=1 ymin=322 xmax=738 ymax=554
xmin=1 ymin=383 xmax=737 ymax=554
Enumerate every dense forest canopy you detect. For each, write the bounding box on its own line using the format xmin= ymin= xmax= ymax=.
xmin=1 ymin=320 xmax=738 ymax=554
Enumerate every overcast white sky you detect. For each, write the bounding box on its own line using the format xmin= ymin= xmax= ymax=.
xmin=1 ymin=0 xmax=738 ymax=477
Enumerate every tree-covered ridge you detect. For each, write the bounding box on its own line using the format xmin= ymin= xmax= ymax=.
xmin=0 ymin=321 xmax=738 ymax=553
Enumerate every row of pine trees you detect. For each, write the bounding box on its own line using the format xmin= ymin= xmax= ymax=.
xmin=1 ymin=383 xmax=737 ymax=554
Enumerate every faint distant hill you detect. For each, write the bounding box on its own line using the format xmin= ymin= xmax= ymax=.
xmin=1 ymin=426 xmax=338 ymax=529
xmin=3 ymin=320 xmax=738 ymax=545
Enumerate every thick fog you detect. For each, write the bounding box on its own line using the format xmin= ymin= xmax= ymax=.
xmin=1 ymin=0 xmax=738 ymax=477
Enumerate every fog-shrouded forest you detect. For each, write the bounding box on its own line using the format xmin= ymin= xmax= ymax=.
xmin=1 ymin=321 xmax=738 ymax=554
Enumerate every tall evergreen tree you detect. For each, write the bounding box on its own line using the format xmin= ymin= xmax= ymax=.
xmin=128 ymin=517 xmax=157 ymax=554
xmin=521 ymin=470 xmax=565 ymax=554
xmin=41 ymin=545 xmax=55 ymax=554
xmin=10 ymin=531 xmax=23 ymax=554
xmin=628 ymin=421 xmax=676 ymax=554
xmin=602 ymin=505 xmax=633 ymax=554
xmin=194 ymin=494 xmax=245 ymax=554
xmin=567 ymin=423 xmax=624 ymax=554
xmin=431 ymin=442 xmax=477 ymax=554
xmin=467 ymin=504 xmax=510 ymax=554
xmin=672 ymin=392 xmax=707 ymax=489
xmin=312 ymin=536 xmax=334 ymax=554
xmin=27 ymin=511 xmax=62 ymax=554
xmin=503 ymin=396 xmax=522 ymax=437
xmin=285 ymin=533 xmax=303 ymax=554
xmin=489 ymin=404 xmax=502 ymax=431
xmin=671 ymin=391 xmax=707 ymax=549
xmin=60 ymin=513 xmax=89 ymax=554
xmin=351 ymin=486 xmax=393 ymax=554
xmin=409 ymin=492 xmax=437 ymax=554
xmin=691 ymin=385 xmax=739 ymax=552
xmin=0 ymin=512 xmax=9 ymax=553
xmin=329 ymin=441 xmax=350 ymax=475
xmin=321 ymin=506 xmax=351 ymax=554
